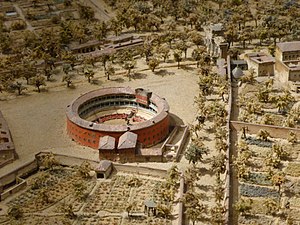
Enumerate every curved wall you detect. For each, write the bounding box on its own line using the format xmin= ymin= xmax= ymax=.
xmin=66 ymin=87 xmax=170 ymax=149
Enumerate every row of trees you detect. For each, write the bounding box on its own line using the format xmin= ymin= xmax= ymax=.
xmin=183 ymin=49 xmax=230 ymax=224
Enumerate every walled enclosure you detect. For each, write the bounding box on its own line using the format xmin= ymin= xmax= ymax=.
xmin=66 ymin=87 xmax=170 ymax=149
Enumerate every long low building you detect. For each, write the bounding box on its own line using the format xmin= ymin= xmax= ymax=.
xmin=0 ymin=111 xmax=16 ymax=167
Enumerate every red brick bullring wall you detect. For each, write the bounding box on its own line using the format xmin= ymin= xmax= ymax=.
xmin=66 ymin=87 xmax=170 ymax=149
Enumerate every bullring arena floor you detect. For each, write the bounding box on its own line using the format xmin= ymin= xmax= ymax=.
xmin=85 ymin=108 xmax=154 ymax=125
xmin=0 ymin=65 xmax=198 ymax=176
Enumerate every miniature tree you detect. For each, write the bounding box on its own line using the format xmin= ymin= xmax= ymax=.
xmin=210 ymin=203 xmax=225 ymax=225
xmin=234 ymin=198 xmax=252 ymax=216
xmin=211 ymin=153 xmax=226 ymax=177
xmin=22 ymin=66 xmax=36 ymax=85
xmin=99 ymin=54 xmax=110 ymax=70
xmin=185 ymin=141 xmax=208 ymax=165
xmin=191 ymin=48 xmax=203 ymax=68
xmin=8 ymin=205 xmax=23 ymax=220
xmin=167 ymin=165 xmax=180 ymax=188
xmin=32 ymin=75 xmax=46 ymax=93
xmin=288 ymin=131 xmax=297 ymax=144
xmin=156 ymin=43 xmax=170 ymax=62
xmin=105 ymin=64 xmax=115 ymax=80
xmin=62 ymin=74 xmax=74 ymax=88
xmin=39 ymin=188 xmax=51 ymax=204
xmin=31 ymin=172 xmax=50 ymax=189
xmin=183 ymin=190 xmax=206 ymax=224
xmin=156 ymin=203 xmax=172 ymax=219
xmin=189 ymin=31 xmax=203 ymax=48
xmin=78 ymin=4 xmax=95 ymax=21
xmin=175 ymin=40 xmax=189 ymax=59
xmin=83 ymin=67 xmax=94 ymax=83
xmin=185 ymin=204 xmax=206 ymax=225
xmin=147 ymin=57 xmax=160 ymax=72
xmin=62 ymin=63 xmax=72 ymax=75
xmin=123 ymin=60 xmax=136 ymax=81
xmin=76 ymin=161 xmax=91 ymax=179
xmin=44 ymin=67 xmax=52 ymax=81
xmin=184 ymin=166 xmax=200 ymax=189
xmin=264 ymin=151 xmax=281 ymax=169
xmin=214 ymin=175 xmax=224 ymax=203
xmin=234 ymin=162 xmax=250 ymax=179
xmin=271 ymin=172 xmax=286 ymax=197
xmin=40 ymin=152 xmax=59 ymax=170
xmin=275 ymin=91 xmax=295 ymax=114
xmin=61 ymin=202 xmax=76 ymax=219
xmin=272 ymin=142 xmax=289 ymax=160
xmin=215 ymin=139 xmax=228 ymax=153
xmin=260 ymin=113 xmax=275 ymax=125
xmin=125 ymin=201 xmax=137 ymax=217
xmin=173 ymin=50 xmax=182 ymax=69
xmin=256 ymin=129 xmax=271 ymax=141
xmin=73 ymin=181 xmax=88 ymax=200
xmin=263 ymin=198 xmax=279 ymax=215
xmin=127 ymin=176 xmax=142 ymax=187
xmin=257 ymin=87 xmax=270 ymax=103
xmin=8 ymin=81 xmax=27 ymax=95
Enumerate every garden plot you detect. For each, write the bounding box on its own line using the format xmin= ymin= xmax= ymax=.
xmin=235 ymin=133 xmax=300 ymax=224
xmin=238 ymin=81 xmax=299 ymax=129
xmin=0 ymin=167 xmax=173 ymax=225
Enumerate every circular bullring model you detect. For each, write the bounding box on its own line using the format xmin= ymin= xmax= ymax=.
xmin=66 ymin=87 xmax=170 ymax=149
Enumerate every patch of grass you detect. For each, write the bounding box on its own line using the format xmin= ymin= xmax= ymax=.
xmin=240 ymin=183 xmax=279 ymax=198
xmin=246 ymin=136 xmax=273 ymax=148
xmin=243 ymin=172 xmax=272 ymax=186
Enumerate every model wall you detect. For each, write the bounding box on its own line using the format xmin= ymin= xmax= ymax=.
xmin=67 ymin=115 xmax=170 ymax=149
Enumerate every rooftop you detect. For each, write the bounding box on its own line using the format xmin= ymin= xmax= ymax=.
xmin=277 ymin=41 xmax=300 ymax=52
xmin=245 ymin=52 xmax=275 ymax=64
xmin=98 ymin=136 xmax=115 ymax=150
xmin=68 ymin=40 xmax=104 ymax=51
xmin=284 ymin=60 xmax=300 ymax=71
xmin=231 ymin=60 xmax=247 ymax=65
xmin=95 ymin=160 xmax=112 ymax=171
xmin=117 ymin=131 xmax=137 ymax=149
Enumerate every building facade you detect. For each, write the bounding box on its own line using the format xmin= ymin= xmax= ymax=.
xmin=275 ymin=41 xmax=300 ymax=90
xmin=66 ymin=87 xmax=170 ymax=150
xmin=244 ymin=52 xmax=275 ymax=76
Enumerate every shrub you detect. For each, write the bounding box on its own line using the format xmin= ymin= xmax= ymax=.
xmin=234 ymin=198 xmax=252 ymax=215
xmin=10 ymin=20 xmax=26 ymax=30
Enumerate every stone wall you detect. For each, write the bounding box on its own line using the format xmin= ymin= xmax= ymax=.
xmin=0 ymin=159 xmax=37 ymax=189
xmin=231 ymin=121 xmax=300 ymax=139
xmin=1 ymin=177 xmax=27 ymax=201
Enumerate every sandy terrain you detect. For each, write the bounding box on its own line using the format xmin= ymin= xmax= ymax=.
xmin=0 ymin=63 xmax=199 ymax=176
